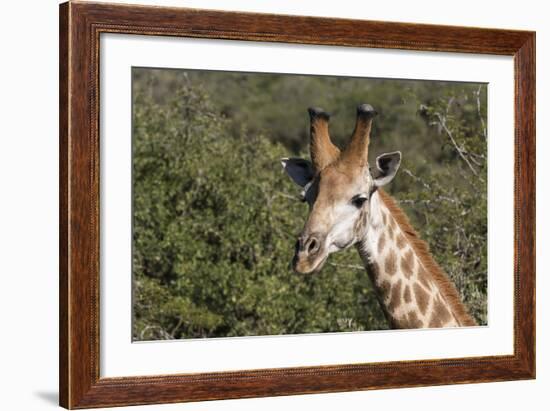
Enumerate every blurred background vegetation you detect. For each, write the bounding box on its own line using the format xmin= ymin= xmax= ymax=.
xmin=132 ymin=67 xmax=488 ymax=341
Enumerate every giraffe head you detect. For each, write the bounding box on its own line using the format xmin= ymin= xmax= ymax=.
xmin=282 ymin=105 xmax=401 ymax=274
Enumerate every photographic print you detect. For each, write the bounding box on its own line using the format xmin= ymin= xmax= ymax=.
xmin=60 ymin=4 xmax=535 ymax=406
xmin=132 ymin=68 xmax=488 ymax=341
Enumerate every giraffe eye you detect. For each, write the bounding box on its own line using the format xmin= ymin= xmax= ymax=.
xmin=351 ymin=195 xmax=368 ymax=208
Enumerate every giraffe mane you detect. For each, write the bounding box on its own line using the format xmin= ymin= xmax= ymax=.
xmin=377 ymin=189 xmax=477 ymax=326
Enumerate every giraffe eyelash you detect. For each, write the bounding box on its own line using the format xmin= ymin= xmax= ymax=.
xmin=351 ymin=194 xmax=368 ymax=208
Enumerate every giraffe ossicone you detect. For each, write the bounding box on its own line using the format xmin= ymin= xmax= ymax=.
xmin=281 ymin=104 xmax=476 ymax=329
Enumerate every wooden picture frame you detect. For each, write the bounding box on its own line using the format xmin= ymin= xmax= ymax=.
xmin=59 ymin=1 xmax=535 ymax=408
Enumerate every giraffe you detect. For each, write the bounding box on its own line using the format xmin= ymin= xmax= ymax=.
xmin=281 ymin=104 xmax=476 ymax=329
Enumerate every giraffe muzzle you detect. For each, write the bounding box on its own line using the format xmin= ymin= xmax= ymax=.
xmin=292 ymin=233 xmax=328 ymax=274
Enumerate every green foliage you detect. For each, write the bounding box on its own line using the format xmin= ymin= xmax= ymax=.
xmin=132 ymin=69 xmax=487 ymax=340
xmin=399 ymin=89 xmax=488 ymax=324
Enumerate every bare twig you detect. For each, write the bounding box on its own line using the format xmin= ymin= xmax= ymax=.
xmin=475 ymin=85 xmax=488 ymax=140
xmin=397 ymin=196 xmax=459 ymax=206
xmin=467 ymin=154 xmax=483 ymax=167
xmin=272 ymin=191 xmax=300 ymax=201
xmin=434 ymin=112 xmax=478 ymax=176
xmin=446 ymin=96 xmax=455 ymax=114
xmin=139 ymin=325 xmax=172 ymax=340
xmin=402 ymin=168 xmax=431 ymax=190
xmin=170 ymin=317 xmax=185 ymax=338
xmin=328 ymin=262 xmax=365 ymax=271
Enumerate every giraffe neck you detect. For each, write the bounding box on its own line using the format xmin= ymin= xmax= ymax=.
xmin=355 ymin=190 xmax=476 ymax=329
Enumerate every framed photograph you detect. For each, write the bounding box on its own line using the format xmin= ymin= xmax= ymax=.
xmin=59 ymin=1 xmax=535 ymax=408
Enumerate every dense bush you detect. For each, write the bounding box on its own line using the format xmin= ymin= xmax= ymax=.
xmin=132 ymin=69 xmax=487 ymax=340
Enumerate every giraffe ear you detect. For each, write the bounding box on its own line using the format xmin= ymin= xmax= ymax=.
xmin=373 ymin=151 xmax=401 ymax=187
xmin=281 ymin=158 xmax=314 ymax=187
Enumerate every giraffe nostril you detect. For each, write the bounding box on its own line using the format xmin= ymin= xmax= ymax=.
xmin=306 ymin=237 xmax=320 ymax=255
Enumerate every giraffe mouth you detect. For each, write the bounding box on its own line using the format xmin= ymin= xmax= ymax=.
xmin=333 ymin=239 xmax=355 ymax=251
xmin=292 ymin=253 xmax=328 ymax=274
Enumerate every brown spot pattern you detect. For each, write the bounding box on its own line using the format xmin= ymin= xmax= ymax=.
xmin=353 ymin=207 xmax=368 ymax=236
xmin=376 ymin=190 xmax=476 ymax=327
xmin=388 ymin=280 xmax=402 ymax=312
xmin=384 ymin=250 xmax=397 ymax=276
xmin=403 ymin=285 xmax=412 ymax=303
xmin=377 ymin=232 xmax=386 ymax=255
xmin=366 ymin=260 xmax=380 ymax=285
xmin=387 ymin=223 xmax=394 ymax=240
xmin=396 ymin=233 xmax=406 ymax=249
xmin=392 ymin=315 xmax=408 ymax=329
xmin=401 ymin=249 xmax=414 ymax=279
xmin=413 ymin=283 xmax=430 ymax=315
xmin=382 ymin=211 xmax=387 ymax=225
xmin=431 ymin=298 xmax=451 ymax=325
xmin=407 ymin=311 xmax=423 ymax=328
xmin=417 ymin=266 xmax=432 ymax=289
xmin=429 ymin=316 xmax=443 ymax=328
xmin=378 ymin=280 xmax=392 ymax=300
xmin=369 ymin=260 xmax=380 ymax=276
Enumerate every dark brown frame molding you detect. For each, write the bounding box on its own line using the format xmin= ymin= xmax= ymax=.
xmin=59 ymin=1 xmax=536 ymax=408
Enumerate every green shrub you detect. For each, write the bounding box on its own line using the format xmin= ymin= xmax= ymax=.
xmin=132 ymin=70 xmax=487 ymax=340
